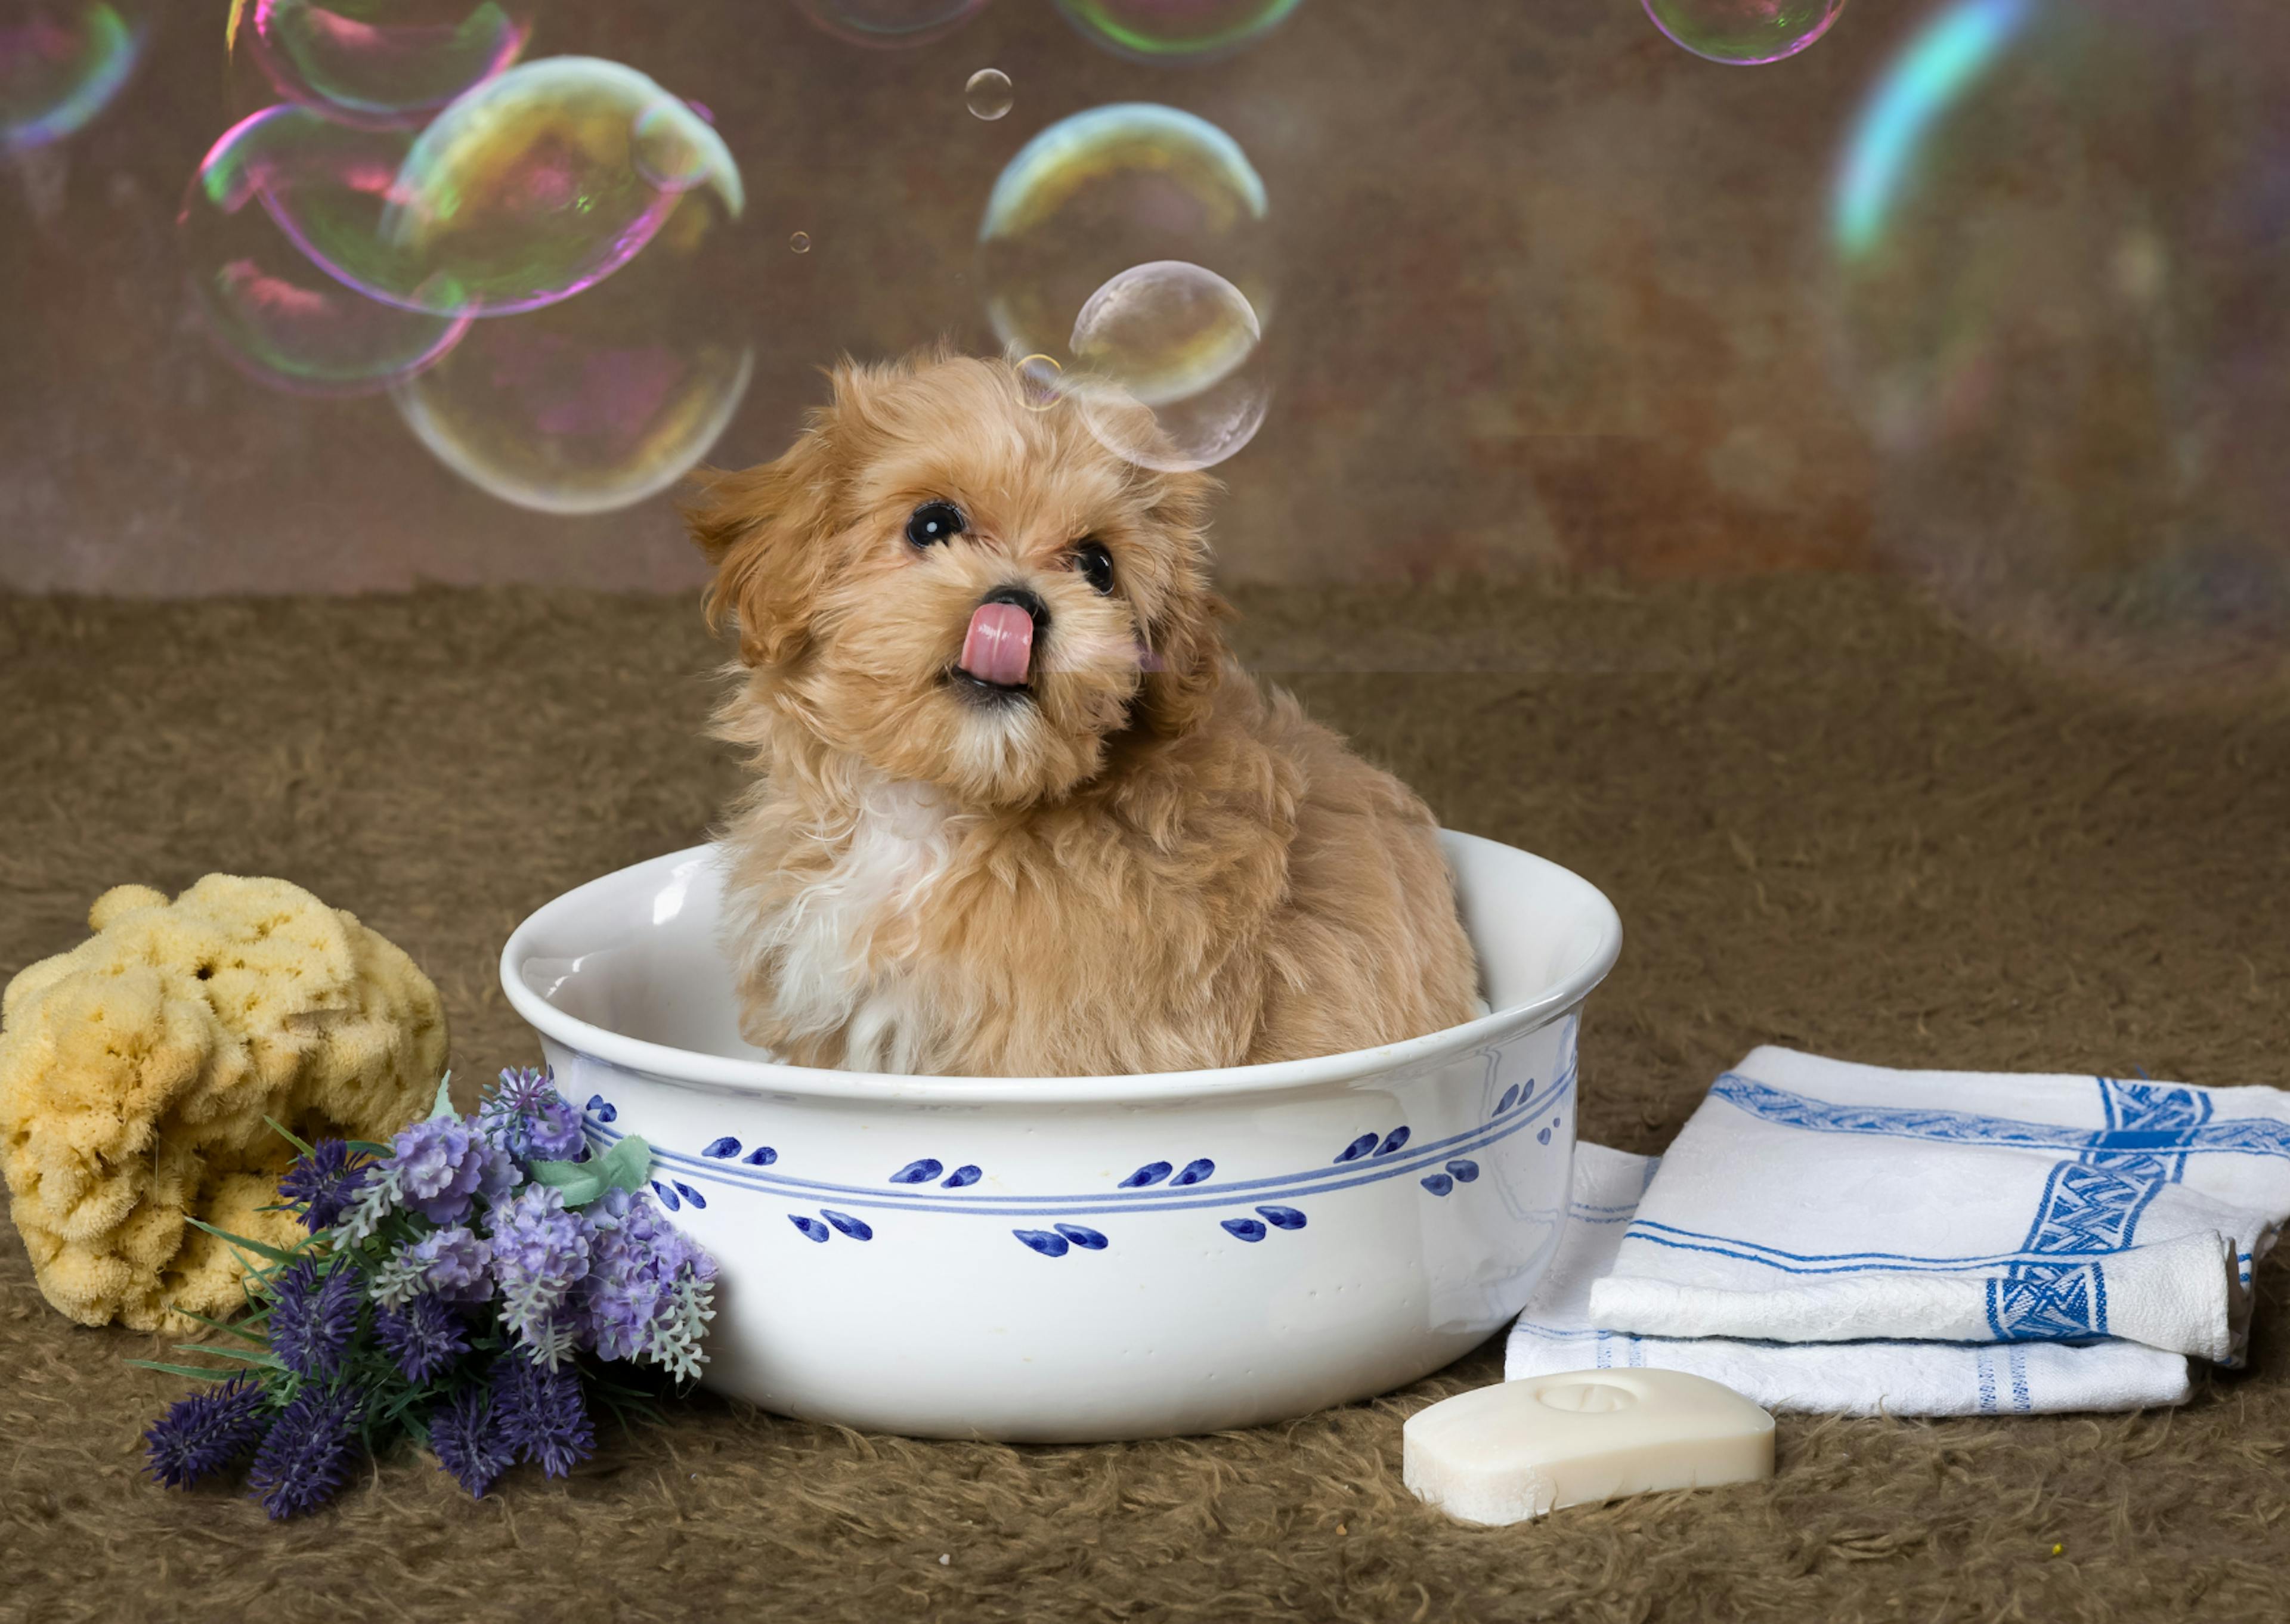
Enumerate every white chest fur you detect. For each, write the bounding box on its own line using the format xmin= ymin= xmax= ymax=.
xmin=758 ymin=777 xmax=957 ymax=1072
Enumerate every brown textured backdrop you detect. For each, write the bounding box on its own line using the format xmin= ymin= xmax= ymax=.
xmin=3 ymin=579 xmax=2286 ymax=1621
xmin=1 ymin=0 xmax=1902 ymax=594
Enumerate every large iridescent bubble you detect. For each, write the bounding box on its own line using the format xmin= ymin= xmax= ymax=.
xmin=0 ymin=0 xmax=147 ymax=151
xmin=233 ymin=0 xmax=531 ymax=131
xmin=1832 ymin=0 xmax=2290 ymax=699
xmin=789 ymin=0 xmax=989 ymax=50
xmin=181 ymin=104 xmax=469 ymax=395
xmin=1054 ymin=0 xmax=1302 ymax=61
xmin=1644 ymin=0 xmax=1848 ymax=66
xmin=389 ymin=187 xmax=752 ymax=514
xmin=1066 ymin=261 xmax=1268 ymax=472
xmin=978 ymin=104 xmax=1271 ymax=372
xmin=271 ymin=55 xmax=740 ymax=317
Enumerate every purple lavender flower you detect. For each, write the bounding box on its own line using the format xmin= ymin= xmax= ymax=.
xmin=474 ymin=1139 xmax=522 ymax=1207
xmin=267 ymin=1259 xmax=362 ymax=1381
xmin=276 ymin=1139 xmax=372 ymax=1232
xmin=487 ymin=1185 xmax=592 ymax=1346
xmin=428 ymin=1384 xmax=513 ymax=1498
xmin=143 ymin=1374 xmax=268 ymax=1488
xmin=406 ymin=1225 xmax=494 ymax=1305
xmin=576 ymin=1188 xmax=716 ymax=1364
xmin=389 ymin=1116 xmax=490 ymax=1225
xmin=376 ymin=1295 xmax=471 ymax=1384
xmin=492 ymin=1355 xmax=594 ymax=1479
xmin=245 ymin=1385 xmax=362 ymax=1518
xmin=480 ymin=1067 xmax=587 ymax=1162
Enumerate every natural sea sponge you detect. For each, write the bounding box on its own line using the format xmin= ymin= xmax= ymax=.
xmin=0 ymin=876 xmax=445 ymax=1331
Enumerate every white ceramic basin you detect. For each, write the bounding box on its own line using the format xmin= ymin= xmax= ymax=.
xmin=500 ymin=830 xmax=1621 ymax=1442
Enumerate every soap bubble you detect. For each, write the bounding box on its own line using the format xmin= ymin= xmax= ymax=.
xmin=1832 ymin=0 xmax=2290 ymax=699
xmin=0 ymin=0 xmax=147 ymax=151
xmin=1642 ymin=0 xmax=1848 ymax=66
xmin=273 ymin=56 xmax=741 ymax=317
xmin=963 ymin=67 xmax=1010 ymax=120
xmin=789 ymin=0 xmax=989 ymax=49
xmin=1054 ymin=0 xmax=1302 ymax=61
xmin=1066 ymin=261 xmax=1268 ymax=472
xmin=390 ymin=186 xmax=752 ymax=513
xmin=234 ymin=0 xmax=531 ymax=130
xmin=181 ymin=104 xmax=469 ymax=395
xmin=1014 ymin=352 xmax=1063 ymax=411
xmin=977 ymin=103 xmax=1271 ymax=373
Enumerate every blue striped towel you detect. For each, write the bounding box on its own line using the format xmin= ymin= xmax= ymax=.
xmin=1584 ymin=1048 xmax=2289 ymax=1366
xmin=1506 ymin=1144 xmax=2197 ymax=1414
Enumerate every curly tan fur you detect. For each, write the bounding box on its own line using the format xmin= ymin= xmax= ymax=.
xmin=688 ymin=353 xmax=1480 ymax=1076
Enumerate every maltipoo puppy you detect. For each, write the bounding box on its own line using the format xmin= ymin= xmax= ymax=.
xmin=687 ymin=351 xmax=1478 ymax=1077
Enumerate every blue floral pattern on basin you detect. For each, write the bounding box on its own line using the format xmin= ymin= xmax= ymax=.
xmin=575 ymin=1051 xmax=1577 ymax=1257
xmin=822 ymin=1209 xmax=873 ymax=1241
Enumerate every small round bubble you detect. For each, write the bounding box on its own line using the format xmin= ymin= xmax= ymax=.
xmin=964 ymin=67 xmax=1011 ymax=120
xmin=791 ymin=0 xmax=988 ymax=49
xmin=789 ymin=230 xmax=810 ymax=253
xmin=1067 ymin=261 xmax=1268 ymax=472
xmin=1014 ymin=352 xmax=1063 ymax=412
xmin=1643 ymin=0 xmax=1849 ymax=66
xmin=1054 ymin=0 xmax=1302 ymax=61
xmin=1 ymin=0 xmax=148 ymax=151
xmin=978 ymin=103 xmax=1272 ymax=375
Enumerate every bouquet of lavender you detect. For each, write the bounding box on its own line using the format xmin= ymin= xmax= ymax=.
xmin=135 ymin=1067 xmax=717 ymax=1518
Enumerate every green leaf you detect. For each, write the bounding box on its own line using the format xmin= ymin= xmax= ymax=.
xmin=262 ymin=1115 xmax=317 ymax=1157
xmin=183 ymin=1216 xmax=298 ymax=1265
xmin=346 ymin=1139 xmax=393 ymax=1157
xmin=127 ymin=1359 xmax=253 ymax=1383
xmin=171 ymin=1307 xmax=270 ymax=1344
xmin=172 ymin=1344 xmax=289 ymax=1371
xmin=425 ymin=1071 xmax=457 ymax=1121
xmin=523 ymin=1159 xmax=607 ymax=1206
xmin=599 ymin=1135 xmax=651 ymax=1194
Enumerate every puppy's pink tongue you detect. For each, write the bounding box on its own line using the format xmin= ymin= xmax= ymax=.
xmin=960 ymin=601 xmax=1035 ymax=686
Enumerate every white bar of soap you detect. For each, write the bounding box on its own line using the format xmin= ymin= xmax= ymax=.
xmin=1403 ymin=1369 xmax=1775 ymax=1524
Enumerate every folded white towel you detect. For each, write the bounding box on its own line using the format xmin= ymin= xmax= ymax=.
xmin=1585 ymin=1048 xmax=2290 ymax=1363
xmin=1507 ymin=1144 xmax=2198 ymax=1414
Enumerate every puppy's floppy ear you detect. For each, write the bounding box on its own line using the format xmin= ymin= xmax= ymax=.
xmin=688 ymin=363 xmax=885 ymax=668
xmin=1133 ymin=466 xmax=1230 ymax=738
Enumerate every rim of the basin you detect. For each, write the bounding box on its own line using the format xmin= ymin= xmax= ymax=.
xmin=499 ymin=829 xmax=1622 ymax=1106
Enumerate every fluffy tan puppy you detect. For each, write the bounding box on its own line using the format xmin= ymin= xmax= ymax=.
xmin=688 ymin=351 xmax=1478 ymax=1077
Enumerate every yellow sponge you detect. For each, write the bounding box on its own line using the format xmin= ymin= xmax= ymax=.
xmin=0 ymin=876 xmax=445 ymax=1331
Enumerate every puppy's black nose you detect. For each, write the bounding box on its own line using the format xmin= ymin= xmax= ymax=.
xmin=979 ymin=583 xmax=1050 ymax=630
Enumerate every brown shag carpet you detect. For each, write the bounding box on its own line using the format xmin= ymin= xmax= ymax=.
xmin=2 ymin=579 xmax=2286 ymax=1623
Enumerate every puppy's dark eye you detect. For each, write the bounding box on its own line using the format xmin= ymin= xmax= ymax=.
xmin=906 ymin=501 xmax=964 ymax=548
xmin=1072 ymin=540 xmax=1115 ymax=594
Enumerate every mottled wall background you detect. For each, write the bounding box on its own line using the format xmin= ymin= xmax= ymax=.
xmin=3 ymin=0 xmax=2285 ymax=674
xmin=0 ymin=0 xmax=1899 ymax=594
